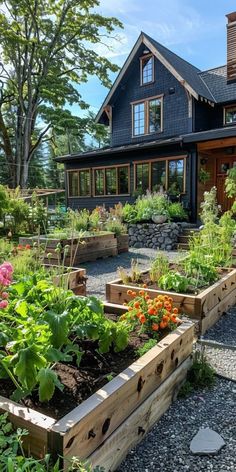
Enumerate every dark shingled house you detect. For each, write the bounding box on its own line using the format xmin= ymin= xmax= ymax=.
xmin=57 ymin=12 xmax=236 ymax=221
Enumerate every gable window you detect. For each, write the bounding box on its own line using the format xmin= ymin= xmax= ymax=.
xmin=132 ymin=96 xmax=163 ymax=137
xmin=140 ymin=54 xmax=154 ymax=85
xmin=134 ymin=157 xmax=186 ymax=194
xmin=94 ymin=165 xmax=130 ymax=196
xmin=224 ymin=106 xmax=236 ymax=125
xmin=68 ymin=169 xmax=91 ymax=197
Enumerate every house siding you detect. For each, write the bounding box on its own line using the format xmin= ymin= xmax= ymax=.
xmin=111 ymin=45 xmax=190 ymax=147
xmin=194 ymin=101 xmax=224 ymax=131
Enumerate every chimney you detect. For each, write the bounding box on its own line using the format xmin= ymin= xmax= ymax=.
xmin=226 ymin=12 xmax=236 ymax=83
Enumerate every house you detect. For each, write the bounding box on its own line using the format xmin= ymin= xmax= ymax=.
xmin=56 ymin=12 xmax=236 ymax=221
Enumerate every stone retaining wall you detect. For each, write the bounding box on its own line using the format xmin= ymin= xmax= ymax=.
xmin=128 ymin=223 xmax=181 ymax=250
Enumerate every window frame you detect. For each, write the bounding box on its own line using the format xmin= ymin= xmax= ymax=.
xmin=93 ymin=164 xmax=130 ymax=197
xmin=131 ymin=95 xmax=163 ymax=138
xmin=223 ymin=105 xmax=236 ymax=126
xmin=140 ymin=54 xmax=154 ymax=86
xmin=134 ymin=156 xmax=187 ymax=194
xmin=67 ymin=168 xmax=91 ymax=198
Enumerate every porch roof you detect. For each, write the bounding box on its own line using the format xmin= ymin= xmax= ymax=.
xmin=55 ymin=136 xmax=182 ymax=163
xmin=182 ymin=125 xmax=236 ymax=143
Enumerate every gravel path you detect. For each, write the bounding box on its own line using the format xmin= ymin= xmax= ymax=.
xmin=203 ymin=346 xmax=236 ymax=380
xmin=117 ymin=378 xmax=236 ymax=472
xmin=81 ymin=248 xmax=181 ymax=299
xmin=202 ymin=307 xmax=236 ymax=346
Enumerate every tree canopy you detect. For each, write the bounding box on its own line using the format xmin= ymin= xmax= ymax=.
xmin=0 ymin=0 xmax=121 ymax=187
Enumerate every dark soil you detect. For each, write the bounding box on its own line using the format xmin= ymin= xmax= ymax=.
xmin=0 ymin=317 xmax=152 ymax=420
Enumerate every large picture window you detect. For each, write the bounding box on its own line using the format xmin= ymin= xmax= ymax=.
xmin=94 ymin=165 xmax=130 ymax=196
xmin=132 ymin=96 xmax=163 ymax=137
xmin=224 ymin=106 xmax=236 ymax=125
xmin=140 ymin=55 xmax=154 ymax=85
xmin=135 ymin=157 xmax=186 ymax=194
xmin=68 ymin=169 xmax=91 ymax=197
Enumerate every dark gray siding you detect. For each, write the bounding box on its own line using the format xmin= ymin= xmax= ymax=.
xmin=194 ymin=101 xmax=224 ymax=131
xmin=110 ymin=44 xmax=190 ymax=147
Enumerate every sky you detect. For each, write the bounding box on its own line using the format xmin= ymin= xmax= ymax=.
xmin=73 ymin=0 xmax=236 ymax=118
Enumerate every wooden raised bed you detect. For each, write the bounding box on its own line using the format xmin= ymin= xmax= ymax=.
xmin=0 ymin=303 xmax=194 ymax=471
xmin=106 ymin=268 xmax=236 ymax=335
xmin=20 ymin=233 xmax=118 ymax=266
xmin=50 ymin=267 xmax=87 ymax=296
xmin=116 ymin=234 xmax=129 ymax=253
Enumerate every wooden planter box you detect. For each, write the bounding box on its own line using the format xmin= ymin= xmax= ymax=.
xmin=20 ymin=233 xmax=118 ymax=266
xmin=0 ymin=303 xmax=194 ymax=471
xmin=50 ymin=267 xmax=87 ymax=296
xmin=106 ymin=268 xmax=236 ymax=334
xmin=116 ymin=234 xmax=129 ymax=253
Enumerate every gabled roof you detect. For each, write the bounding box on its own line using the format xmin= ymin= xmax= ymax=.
xmin=199 ymin=65 xmax=236 ymax=103
xmin=96 ymin=32 xmax=216 ymax=123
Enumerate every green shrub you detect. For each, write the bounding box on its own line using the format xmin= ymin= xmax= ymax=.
xmin=105 ymin=219 xmax=127 ymax=235
xmin=168 ymin=202 xmax=188 ymax=221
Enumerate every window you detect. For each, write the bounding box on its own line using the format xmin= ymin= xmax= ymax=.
xmin=168 ymin=159 xmax=184 ymax=195
xmin=94 ymin=165 xmax=130 ymax=196
xmin=140 ymin=55 xmax=154 ymax=85
xmin=132 ymin=96 xmax=163 ymax=137
xmin=68 ymin=169 xmax=91 ymax=197
xmin=224 ymin=106 xmax=236 ymax=125
xmin=133 ymin=102 xmax=145 ymax=136
xmin=136 ymin=163 xmax=149 ymax=192
xmin=134 ymin=158 xmax=186 ymax=194
xmin=149 ymin=99 xmax=162 ymax=133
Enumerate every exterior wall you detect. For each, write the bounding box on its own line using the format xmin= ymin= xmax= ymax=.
xmin=65 ymin=144 xmax=196 ymax=218
xmin=194 ymin=101 xmax=224 ymax=131
xmin=110 ymin=45 xmax=190 ymax=147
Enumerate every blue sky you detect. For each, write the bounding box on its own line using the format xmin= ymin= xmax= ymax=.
xmin=73 ymin=0 xmax=236 ymax=117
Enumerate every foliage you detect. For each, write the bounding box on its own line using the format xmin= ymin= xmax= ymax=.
xmin=179 ymin=349 xmax=215 ymax=397
xmin=0 ymin=0 xmax=122 ymax=187
xmin=0 ymin=276 xmax=129 ymax=402
xmin=122 ymin=290 xmax=180 ymax=337
xmin=105 ymin=219 xmax=127 ymax=236
xmin=198 ymin=167 xmax=211 ymax=185
xmin=136 ymin=339 xmax=157 ymax=357
xmin=167 ymin=202 xmax=188 ymax=221
xmin=200 ymin=187 xmax=219 ymax=225
xmin=117 ymin=259 xmax=141 ymax=284
xmin=159 ymin=272 xmax=191 ymax=293
xmin=182 ymin=255 xmax=218 ymax=287
xmin=122 ymin=192 xmax=187 ymax=223
xmin=149 ymin=253 xmax=169 ymax=284
xmin=225 ymin=167 xmax=236 ymax=199
xmin=27 ymin=194 xmax=48 ymax=234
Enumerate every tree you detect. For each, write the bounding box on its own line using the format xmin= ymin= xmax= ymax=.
xmin=0 ymin=0 xmax=121 ymax=187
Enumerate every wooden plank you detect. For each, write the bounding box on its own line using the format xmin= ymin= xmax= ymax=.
xmin=200 ymin=288 xmax=236 ymax=334
xmin=0 ymin=396 xmax=55 ymax=459
xmin=197 ymin=269 xmax=236 ymax=314
xmin=51 ymin=322 xmax=194 ymax=460
xmin=87 ymin=357 xmax=192 ymax=472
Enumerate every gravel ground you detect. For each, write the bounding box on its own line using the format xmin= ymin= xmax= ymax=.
xmin=81 ymin=248 xmax=181 ymax=299
xmin=202 ymin=346 xmax=236 ymax=380
xmin=117 ymin=378 xmax=236 ymax=472
xmin=202 ymin=307 xmax=236 ymax=346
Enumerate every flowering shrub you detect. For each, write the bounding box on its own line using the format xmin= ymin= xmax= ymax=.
xmin=0 ymin=262 xmax=13 ymax=309
xmin=121 ymin=289 xmax=181 ymax=338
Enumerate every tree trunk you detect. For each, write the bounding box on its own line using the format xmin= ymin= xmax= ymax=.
xmin=0 ymin=108 xmax=16 ymax=187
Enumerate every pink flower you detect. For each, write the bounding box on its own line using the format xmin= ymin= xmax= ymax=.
xmin=1 ymin=262 xmax=13 ymax=274
xmin=0 ymin=300 xmax=8 ymax=309
xmin=1 ymin=292 xmax=9 ymax=299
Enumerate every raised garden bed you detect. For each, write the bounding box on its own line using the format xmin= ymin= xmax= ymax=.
xmin=0 ymin=303 xmax=194 ymax=471
xmin=116 ymin=234 xmax=129 ymax=253
xmin=106 ymin=269 xmax=236 ymax=334
xmin=19 ymin=232 xmax=118 ymax=265
xmin=48 ymin=266 xmax=87 ymax=296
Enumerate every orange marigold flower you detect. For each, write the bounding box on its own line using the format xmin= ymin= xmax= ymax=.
xmin=173 ymin=307 xmax=178 ymax=314
xmin=128 ymin=306 xmax=133 ymax=312
xmin=152 ymin=323 xmax=159 ymax=331
xmin=145 ymin=295 xmax=150 ymax=301
xmin=139 ymin=314 xmax=146 ymax=324
xmin=143 ymin=283 xmax=147 ymax=288
xmin=170 ymin=314 xmax=177 ymax=323
xmin=132 ymin=291 xmax=137 ymax=297
xmin=161 ymin=321 xmax=168 ymax=329
xmin=148 ymin=307 xmax=156 ymax=315
xmin=162 ymin=314 xmax=169 ymax=322
xmin=127 ymin=289 xmax=133 ymax=296
xmin=134 ymin=301 xmax=140 ymax=309
xmin=139 ymin=290 xmax=145 ymax=296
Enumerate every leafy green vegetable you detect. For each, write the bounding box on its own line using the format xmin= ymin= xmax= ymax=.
xmin=37 ymin=368 xmax=63 ymax=402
